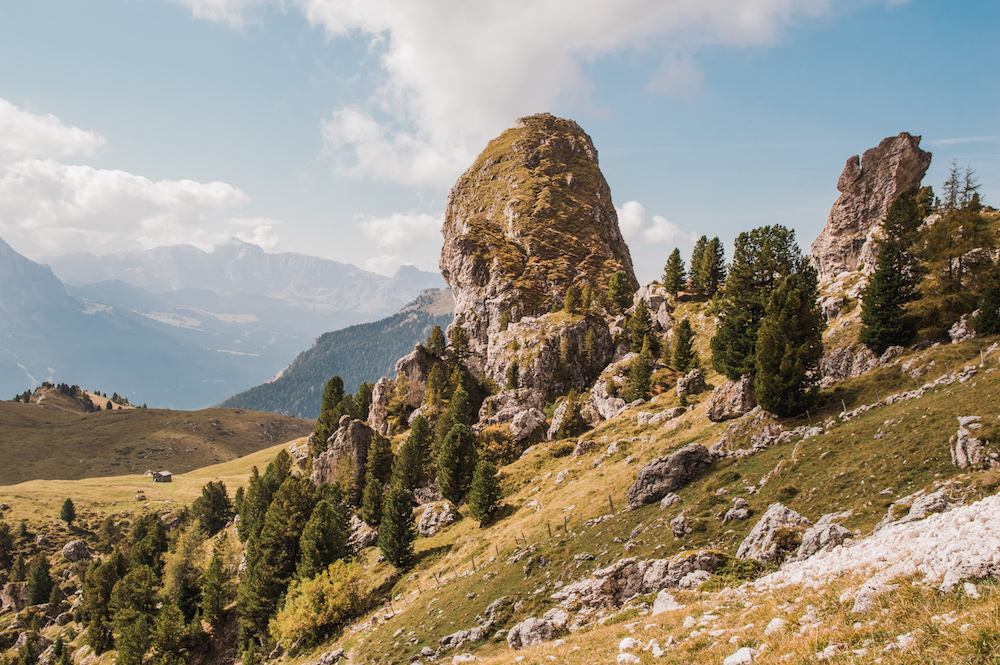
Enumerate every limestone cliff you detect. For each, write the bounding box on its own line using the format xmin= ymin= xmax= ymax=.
xmin=810 ymin=133 xmax=931 ymax=282
xmin=440 ymin=113 xmax=637 ymax=373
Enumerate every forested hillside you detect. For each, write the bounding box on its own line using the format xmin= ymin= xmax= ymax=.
xmin=218 ymin=304 xmax=453 ymax=418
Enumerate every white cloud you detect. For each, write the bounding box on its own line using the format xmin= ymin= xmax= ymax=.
xmin=364 ymin=252 xmax=405 ymax=276
xmin=177 ymin=0 xmax=828 ymax=187
xmin=228 ymin=217 xmax=282 ymax=249
xmin=0 ymin=99 xmax=105 ymax=164
xmin=643 ymin=215 xmax=694 ymax=245
xmin=616 ymin=200 xmax=695 ymax=245
xmin=357 ymin=210 xmax=442 ymax=250
xmin=617 ymin=200 xmax=647 ymax=239
xmin=0 ymin=158 xmax=251 ymax=257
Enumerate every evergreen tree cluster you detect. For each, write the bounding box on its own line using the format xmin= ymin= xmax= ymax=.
xmin=311 ymin=377 xmax=375 ymax=455
xmin=688 ymin=236 xmax=727 ymax=296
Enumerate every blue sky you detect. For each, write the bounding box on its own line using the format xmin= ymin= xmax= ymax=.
xmin=0 ymin=0 xmax=997 ymax=283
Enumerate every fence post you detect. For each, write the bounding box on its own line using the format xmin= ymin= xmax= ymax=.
xmin=471 ymin=554 xmax=477 ymax=572
xmin=563 ymin=515 xmax=568 ymax=532
xmin=547 ymin=522 xmax=552 ymax=538
xmin=841 ymin=399 xmax=847 ymax=414
xmin=608 ymin=494 xmax=616 ymax=516
xmin=495 ymin=544 xmax=500 ymax=559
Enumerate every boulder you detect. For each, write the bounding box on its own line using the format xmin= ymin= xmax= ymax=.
xmin=820 ymin=343 xmax=903 ymax=385
xmin=810 ymin=132 xmax=932 ymax=282
xmin=588 ymin=379 xmax=628 ymax=421
xmin=287 ymin=440 xmax=310 ymax=472
xmin=950 ymin=312 xmax=978 ymax=344
xmin=736 ymin=503 xmax=812 ymax=564
xmin=706 ymin=375 xmax=756 ymax=422
xmin=478 ymin=388 xmax=544 ymax=425
xmin=796 ymin=522 xmax=852 ymax=559
xmin=418 ymin=501 xmax=459 ymax=537
xmin=0 ymin=583 xmax=28 ymax=612
xmin=61 ymin=540 xmax=91 ymax=562
xmin=626 ymin=443 xmax=714 ymax=509
xmin=651 ymin=590 xmax=685 ymax=616
xmin=367 ymin=376 xmax=395 ymax=436
xmin=676 ymin=369 xmax=706 ymax=398
xmin=440 ymin=113 xmax=637 ymax=377
xmin=951 ymin=416 xmax=987 ymax=469
xmin=311 ymin=418 xmax=385 ymax=504
xmin=506 ymin=616 xmax=565 ymax=650
xmin=723 ymin=498 xmax=751 ymax=522
xmin=348 ymin=515 xmax=378 ymax=552
xmin=631 ymin=283 xmax=673 ymax=333
xmin=414 ymin=486 xmax=444 ymax=505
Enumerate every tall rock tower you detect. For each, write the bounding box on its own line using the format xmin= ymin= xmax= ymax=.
xmin=810 ymin=132 xmax=931 ymax=282
xmin=440 ymin=113 xmax=636 ymax=371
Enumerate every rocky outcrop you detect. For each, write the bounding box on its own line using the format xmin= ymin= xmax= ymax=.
xmin=311 ymin=416 xmax=384 ymax=504
xmin=626 ymin=443 xmax=714 ymax=509
xmin=951 ymin=415 xmax=990 ymax=469
xmin=706 ymin=374 xmax=756 ymax=422
xmin=506 ymin=609 xmax=569 ymax=650
xmin=736 ymin=503 xmax=812 ymax=564
xmin=810 ymin=133 xmax=932 ymax=282
xmin=440 ymin=113 xmax=636 ymax=378
xmin=484 ymin=313 xmax=613 ymax=400
xmin=476 ymin=388 xmax=547 ymax=442
xmin=418 ymin=501 xmax=459 ymax=537
xmin=394 ymin=344 xmax=447 ymax=409
xmin=368 ymin=376 xmax=395 ymax=436
xmin=949 ymin=311 xmax=978 ymax=344
xmin=676 ymin=369 xmax=706 ymax=398
xmin=0 ymin=583 xmax=28 ymax=612
xmin=796 ymin=522 xmax=852 ymax=560
xmin=820 ymin=343 xmax=903 ymax=386
xmin=632 ymin=283 xmax=673 ymax=333
xmin=551 ymin=551 xmax=724 ymax=610
xmin=348 ymin=515 xmax=378 ymax=552
xmin=587 ymin=377 xmax=628 ymax=421
xmin=61 ymin=540 xmax=91 ymax=562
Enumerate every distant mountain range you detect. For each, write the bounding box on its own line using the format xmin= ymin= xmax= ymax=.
xmin=1 ymin=238 xmax=446 ymax=409
xmin=218 ymin=289 xmax=454 ymax=418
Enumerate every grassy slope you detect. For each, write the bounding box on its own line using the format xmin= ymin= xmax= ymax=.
xmin=0 ymin=394 xmax=312 ymax=485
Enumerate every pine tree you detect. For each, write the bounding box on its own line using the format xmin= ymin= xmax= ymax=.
xmin=190 ymin=481 xmax=233 ymax=535
xmin=672 ymin=318 xmax=696 ymax=373
xmin=25 ymin=554 xmax=54 ymax=606
xmin=690 ymin=236 xmax=708 ymax=291
xmin=10 ymin=553 xmax=26 ymax=581
xmin=448 ymin=325 xmax=470 ymax=359
xmin=860 ymin=192 xmax=920 ymax=354
xmin=377 ymin=484 xmax=416 ymax=569
xmin=129 ymin=513 xmax=168 ymax=576
xmin=297 ymin=492 xmax=350 ymax=579
xmin=697 ymin=237 xmax=726 ymax=297
xmin=629 ymin=304 xmax=654 ymax=354
xmin=201 ymin=545 xmax=230 ymax=629
xmin=424 ymin=363 xmax=448 ymax=408
xmin=583 ymin=329 xmax=596 ymax=369
xmin=366 ymin=435 xmax=393 ymax=486
xmin=152 ymin=601 xmax=186 ymax=665
xmin=581 ymin=284 xmax=594 ymax=313
xmin=426 ymin=325 xmax=447 ymax=356
xmin=564 ymin=286 xmax=580 ymax=314
xmin=710 ymin=225 xmax=803 ymax=380
xmin=406 ymin=415 xmax=433 ymax=486
xmin=662 ymin=248 xmax=685 ymax=298
xmin=621 ymin=353 xmax=652 ymax=403
xmin=437 ymin=424 xmax=477 ymax=504
xmin=755 ymin=268 xmax=824 ymax=417
xmin=0 ymin=521 xmax=13 ymax=568
xmin=608 ymin=270 xmax=634 ymax=315
xmin=499 ymin=309 xmax=512 ymax=331
xmin=505 ymin=360 xmax=519 ymax=389
xmin=390 ymin=432 xmax=421 ymax=494
xmin=468 ymin=459 xmax=502 ymax=526
xmin=60 ymin=498 xmax=76 ymax=526
xmin=361 ymin=471 xmax=383 ymax=528
xmin=974 ymin=276 xmax=1000 ymax=335
xmin=110 ymin=566 xmax=158 ymax=665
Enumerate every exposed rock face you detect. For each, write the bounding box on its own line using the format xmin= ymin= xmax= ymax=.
xmin=949 ymin=311 xmax=978 ymax=344
xmin=676 ymin=369 xmax=706 ymax=398
xmin=418 ymin=501 xmax=459 ymax=537
xmin=706 ymin=375 xmax=756 ymax=422
xmin=348 ymin=515 xmax=378 ymax=552
xmin=440 ymin=113 xmax=636 ymax=377
xmin=796 ymin=522 xmax=852 ymax=560
xmin=551 ymin=551 xmax=724 ymax=610
xmin=368 ymin=376 xmax=395 ymax=436
xmin=394 ymin=344 xmax=447 ymax=409
xmin=476 ymin=388 xmax=547 ymax=442
xmin=506 ymin=610 xmax=568 ymax=650
xmin=484 ymin=313 xmax=613 ymax=400
xmin=951 ymin=416 xmax=989 ymax=469
xmin=736 ymin=503 xmax=812 ymax=564
xmin=632 ymin=283 xmax=673 ymax=333
xmin=587 ymin=377 xmax=628 ymax=421
xmin=626 ymin=443 xmax=714 ymax=509
xmin=61 ymin=540 xmax=91 ymax=562
xmin=311 ymin=417 xmax=384 ymax=504
xmin=0 ymin=583 xmax=28 ymax=612
xmin=820 ymin=343 xmax=903 ymax=387
xmin=810 ymin=133 xmax=932 ymax=282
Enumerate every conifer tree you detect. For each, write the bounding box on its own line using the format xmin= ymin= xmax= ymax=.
xmin=152 ymin=602 xmax=186 ymax=665
xmin=404 ymin=415 xmax=433 ymax=486
xmin=499 ymin=309 xmax=512 ymax=331
xmin=366 ymin=435 xmax=393 ymax=486
xmin=60 ymin=498 xmax=76 ymax=526
xmin=437 ymin=424 xmax=477 ymax=504
xmin=10 ymin=553 xmax=26 ymax=582
xmin=672 ymin=318 xmax=696 ymax=373
xmin=860 ymin=192 xmax=920 ymax=354
xmin=974 ymin=277 xmax=1000 ymax=335
xmin=564 ymin=286 xmax=579 ymax=314
xmin=0 ymin=521 xmax=13 ymax=568
xmin=755 ymin=267 xmax=824 ymax=417
xmin=581 ymin=284 xmax=594 ymax=313
xmin=468 ymin=459 xmax=502 ymax=525
xmin=663 ymin=248 xmax=685 ymax=298
xmin=190 ymin=481 xmax=233 ymax=535
xmin=711 ymin=225 xmax=803 ymax=379
xmin=129 ymin=513 xmax=168 ymax=576
xmin=424 ymin=363 xmax=448 ymax=408
xmin=83 ymin=553 xmax=125 ymax=653
xmin=448 ymin=325 xmax=470 ymax=359
xmin=690 ymin=236 xmax=708 ymax=291
xmin=426 ymin=325 xmax=447 ymax=356
xmin=505 ymin=360 xmax=519 ymax=389
xmin=622 ymin=353 xmax=652 ymax=403
xmin=297 ymin=492 xmax=350 ymax=579
xmin=697 ymin=237 xmax=727 ymax=297
xmin=629 ymin=304 xmax=654 ymax=354
xmin=201 ymin=544 xmax=230 ymax=629
xmin=110 ymin=566 xmax=158 ymax=665
xmin=361 ymin=470 xmax=383 ymax=528
xmin=377 ymin=484 xmax=416 ymax=569
xmin=583 ymin=329 xmax=596 ymax=369
xmin=26 ymin=554 xmax=54 ymax=606
xmin=608 ymin=270 xmax=634 ymax=315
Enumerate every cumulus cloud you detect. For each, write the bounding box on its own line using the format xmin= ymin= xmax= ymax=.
xmin=178 ymin=0 xmax=829 ymax=187
xmin=0 ymin=158 xmax=251 ymax=257
xmin=357 ymin=210 xmax=442 ymax=250
xmin=0 ymin=99 xmax=105 ymax=164
xmin=228 ymin=217 xmax=282 ymax=250
xmin=616 ymin=200 xmax=695 ymax=245
xmin=364 ymin=253 xmax=406 ymax=276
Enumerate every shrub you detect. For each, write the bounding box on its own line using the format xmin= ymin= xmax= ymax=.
xmin=270 ymin=560 xmax=366 ymax=650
